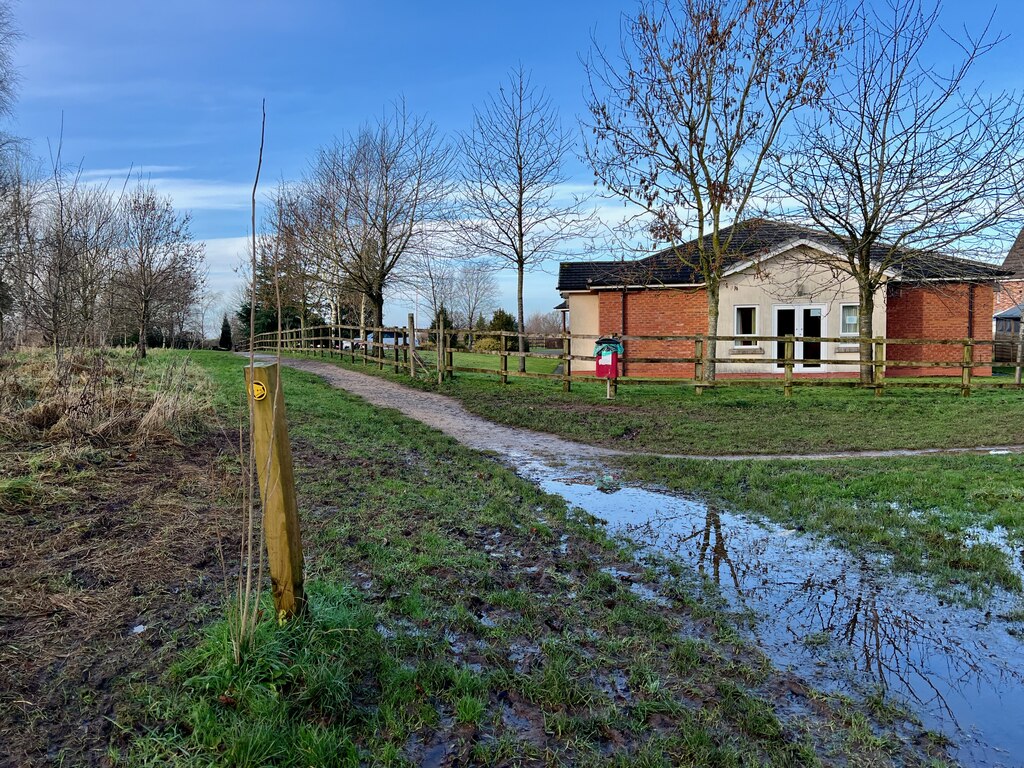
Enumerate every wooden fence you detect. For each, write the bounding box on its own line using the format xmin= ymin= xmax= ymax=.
xmin=249 ymin=323 xmax=1024 ymax=397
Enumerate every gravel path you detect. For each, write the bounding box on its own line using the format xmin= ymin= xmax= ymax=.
xmin=256 ymin=355 xmax=1024 ymax=462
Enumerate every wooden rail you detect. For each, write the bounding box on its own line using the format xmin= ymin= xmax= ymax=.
xmin=247 ymin=324 xmax=1023 ymax=398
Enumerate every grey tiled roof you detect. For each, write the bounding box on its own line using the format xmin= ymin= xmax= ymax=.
xmin=557 ymin=220 xmax=1009 ymax=291
xmin=1001 ymin=228 xmax=1024 ymax=278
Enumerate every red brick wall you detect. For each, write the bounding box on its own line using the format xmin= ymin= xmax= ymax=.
xmin=994 ymin=280 xmax=1024 ymax=314
xmin=886 ymin=283 xmax=993 ymax=377
xmin=597 ymin=288 xmax=708 ymax=377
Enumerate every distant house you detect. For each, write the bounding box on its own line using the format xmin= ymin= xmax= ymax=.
xmin=994 ymin=228 xmax=1024 ymax=316
xmin=557 ymin=220 xmax=1006 ymax=378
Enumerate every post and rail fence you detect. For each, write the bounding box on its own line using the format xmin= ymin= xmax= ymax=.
xmin=246 ymin=323 xmax=1024 ymax=398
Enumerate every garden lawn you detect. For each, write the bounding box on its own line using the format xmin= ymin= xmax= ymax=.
xmin=120 ymin=351 xmax=947 ymax=767
xmin=280 ymin=351 xmax=1024 ymax=455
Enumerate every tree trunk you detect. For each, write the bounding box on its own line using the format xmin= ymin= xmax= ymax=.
xmin=137 ymin=298 xmax=149 ymax=359
xmin=516 ymin=264 xmax=526 ymax=373
xmin=858 ymin=284 xmax=875 ymax=384
xmin=704 ymin=281 xmax=720 ymax=382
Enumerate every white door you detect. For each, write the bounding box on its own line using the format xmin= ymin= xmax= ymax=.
xmin=774 ymin=306 xmax=826 ymax=371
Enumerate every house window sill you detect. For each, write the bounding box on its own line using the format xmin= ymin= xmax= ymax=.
xmin=730 ymin=346 xmax=765 ymax=356
xmin=836 ymin=343 xmax=860 ymax=353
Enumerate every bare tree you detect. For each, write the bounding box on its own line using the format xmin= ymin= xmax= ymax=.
xmin=584 ymin=0 xmax=847 ymax=381
xmin=453 ymin=261 xmax=498 ymax=346
xmin=301 ymin=102 xmax=454 ymax=329
xmin=114 ymin=182 xmax=204 ymax=358
xmin=3 ymin=152 xmax=122 ymax=357
xmin=459 ymin=66 xmax=592 ymax=371
xmin=406 ymin=247 xmax=457 ymax=323
xmin=525 ymin=310 xmax=562 ymax=336
xmin=780 ymin=0 xmax=1024 ymax=381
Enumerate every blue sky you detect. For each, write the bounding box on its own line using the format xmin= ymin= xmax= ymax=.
xmin=9 ymin=0 xmax=1024 ymax=325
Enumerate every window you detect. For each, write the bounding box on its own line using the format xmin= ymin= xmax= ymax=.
xmin=840 ymin=304 xmax=859 ymax=336
xmin=735 ymin=306 xmax=758 ymax=346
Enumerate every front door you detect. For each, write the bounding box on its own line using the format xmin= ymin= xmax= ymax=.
xmin=775 ymin=306 xmax=825 ymax=370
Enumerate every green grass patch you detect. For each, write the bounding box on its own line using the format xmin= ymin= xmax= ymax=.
xmin=616 ymin=453 xmax=1024 ymax=597
xmin=277 ymin=350 xmax=1024 ymax=455
xmin=119 ymin=350 xmax=944 ymax=766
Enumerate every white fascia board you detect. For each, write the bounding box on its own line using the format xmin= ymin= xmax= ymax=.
xmin=720 ymin=238 xmax=847 ymax=278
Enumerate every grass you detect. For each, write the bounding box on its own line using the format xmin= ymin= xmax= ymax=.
xmin=0 ymin=347 xmax=237 ymax=766
xmin=119 ymin=350 xmax=948 ymax=767
xmin=417 ymin=348 xmax=562 ymax=375
xmin=278 ymin=349 xmax=1024 ymax=455
xmin=614 ymin=453 xmax=1024 ymax=599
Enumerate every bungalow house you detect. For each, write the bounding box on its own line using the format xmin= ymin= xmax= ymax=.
xmin=557 ymin=220 xmax=1006 ymax=378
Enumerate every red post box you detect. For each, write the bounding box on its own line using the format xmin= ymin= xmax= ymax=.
xmin=595 ymin=348 xmax=618 ymax=379
xmin=594 ymin=337 xmax=623 ymax=398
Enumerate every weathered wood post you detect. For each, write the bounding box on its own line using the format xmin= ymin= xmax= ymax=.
xmin=694 ymin=337 xmax=704 ymax=396
xmin=445 ymin=332 xmax=454 ymax=379
xmin=244 ymin=362 xmax=305 ymax=619
xmin=784 ymin=337 xmax=795 ymax=398
xmin=873 ymin=337 xmax=885 ymax=397
xmin=499 ymin=333 xmax=508 ymax=385
xmin=562 ymin=331 xmax=572 ymax=393
xmin=961 ymin=339 xmax=974 ymax=397
xmin=1015 ymin=320 xmax=1024 ymax=387
xmin=393 ymin=329 xmax=400 ymax=373
xmin=437 ymin=316 xmax=445 ymax=385
xmin=408 ymin=313 xmax=416 ymax=378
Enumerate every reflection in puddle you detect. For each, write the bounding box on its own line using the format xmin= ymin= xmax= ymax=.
xmin=515 ymin=456 xmax=1024 ymax=768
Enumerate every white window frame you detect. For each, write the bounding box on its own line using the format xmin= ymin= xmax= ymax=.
xmin=839 ymin=303 xmax=859 ymax=337
xmin=734 ymin=305 xmax=759 ymax=347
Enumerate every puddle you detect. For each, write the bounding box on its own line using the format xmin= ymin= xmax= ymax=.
xmin=514 ymin=455 xmax=1024 ymax=768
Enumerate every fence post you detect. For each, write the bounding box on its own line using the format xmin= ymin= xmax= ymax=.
xmin=393 ymin=329 xmax=400 ymax=373
xmin=961 ymin=339 xmax=973 ymax=397
xmin=784 ymin=336 xmax=795 ymax=397
xmin=562 ymin=331 xmax=572 ymax=392
xmin=407 ymin=313 xmax=416 ymax=378
xmin=873 ymin=337 xmax=885 ymax=397
xmin=244 ymin=362 xmax=305 ymax=619
xmin=437 ymin=317 xmax=445 ymax=385
xmin=1015 ymin=323 xmax=1024 ymax=388
xmin=500 ymin=333 xmax=508 ymax=385
xmin=445 ymin=331 xmax=454 ymax=379
xmin=694 ymin=336 xmax=704 ymax=396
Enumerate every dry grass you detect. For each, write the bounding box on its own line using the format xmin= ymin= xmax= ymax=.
xmin=0 ymin=347 xmax=210 ymax=446
xmin=0 ymin=347 xmax=238 ymax=767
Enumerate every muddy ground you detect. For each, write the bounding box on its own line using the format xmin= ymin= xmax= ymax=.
xmin=0 ymin=433 xmax=238 ymax=768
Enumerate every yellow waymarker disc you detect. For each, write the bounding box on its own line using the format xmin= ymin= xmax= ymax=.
xmin=251 ymin=381 xmax=268 ymax=401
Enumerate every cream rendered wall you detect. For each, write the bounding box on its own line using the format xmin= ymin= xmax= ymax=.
xmin=566 ymin=292 xmax=599 ymax=372
xmin=718 ymin=245 xmax=887 ymax=374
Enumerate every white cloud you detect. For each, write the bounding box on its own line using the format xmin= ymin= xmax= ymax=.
xmin=201 ymin=236 xmax=250 ymax=299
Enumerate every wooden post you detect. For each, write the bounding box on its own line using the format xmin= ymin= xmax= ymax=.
xmin=962 ymin=339 xmax=974 ymax=397
xmin=408 ymin=313 xmax=416 ymax=378
xmin=445 ymin=335 xmax=454 ymax=379
xmin=244 ymin=362 xmax=305 ymax=619
xmin=393 ymin=329 xmax=400 ymax=373
xmin=499 ymin=333 xmax=508 ymax=384
xmin=562 ymin=331 xmax=571 ymax=392
xmin=784 ymin=337 xmax=795 ymax=398
xmin=437 ymin=317 xmax=445 ymax=385
xmin=694 ymin=337 xmax=704 ymax=396
xmin=873 ymin=337 xmax=885 ymax=397
xmin=1015 ymin=320 xmax=1024 ymax=388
